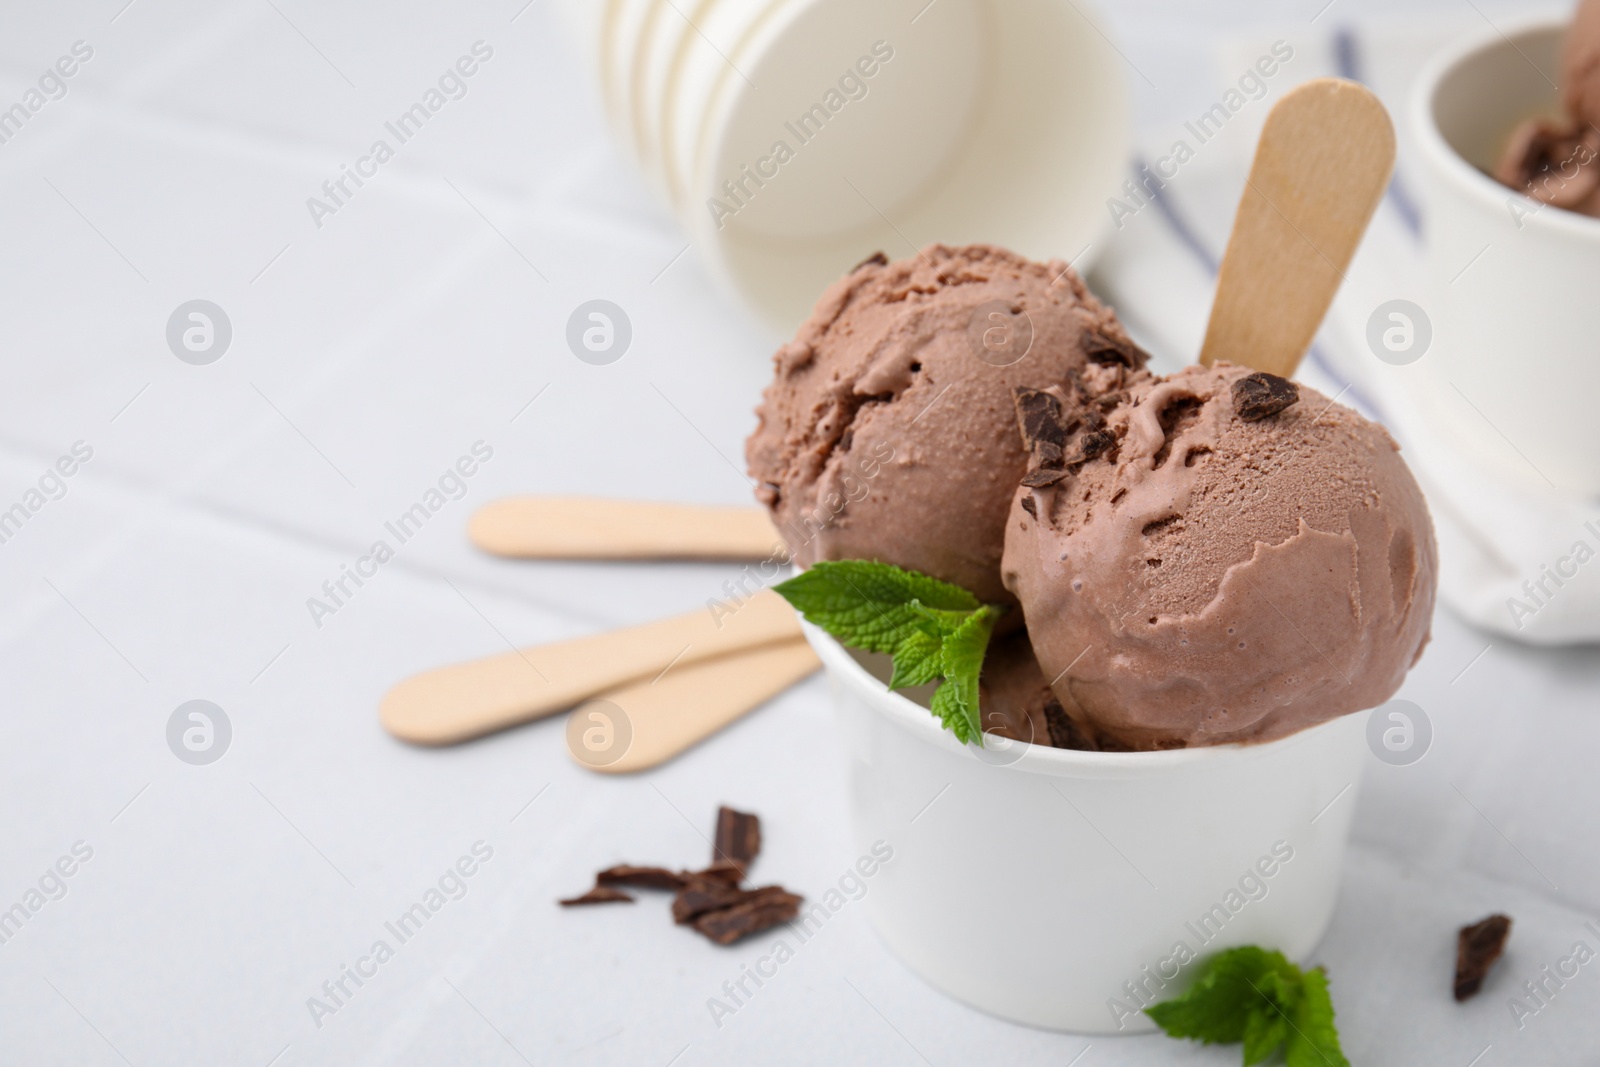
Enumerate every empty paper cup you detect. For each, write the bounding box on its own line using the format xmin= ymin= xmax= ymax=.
xmin=1411 ymin=18 xmax=1600 ymax=497
xmin=554 ymin=0 xmax=1130 ymax=332
xmin=803 ymin=623 xmax=1367 ymax=1034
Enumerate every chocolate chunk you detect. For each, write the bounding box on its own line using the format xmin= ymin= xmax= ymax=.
xmin=691 ymin=886 xmax=803 ymax=945
xmin=1232 ymin=372 xmax=1300 ymax=421
xmin=1454 ymin=914 xmax=1513 ymax=1000
xmin=560 ymin=806 xmax=801 ymax=946
xmin=1083 ymin=331 xmax=1146 ymax=368
xmin=1020 ymin=495 xmax=1038 ymax=519
xmin=696 ymin=859 xmax=746 ymax=884
xmin=1020 ymin=468 xmax=1069 ymax=489
xmin=1012 ymin=388 xmax=1072 ymax=454
xmin=1042 ymin=696 xmax=1096 ymax=751
xmin=673 ymin=878 xmax=757 ymax=924
xmin=1033 ymin=438 xmax=1064 ymax=468
xmin=559 ymin=885 xmax=634 ymax=906
xmin=852 ymin=251 xmax=888 ymax=272
xmin=595 ymin=865 xmax=686 ymax=891
xmin=1072 ymin=428 xmax=1116 ymax=463
xmin=713 ymin=807 xmax=762 ymax=872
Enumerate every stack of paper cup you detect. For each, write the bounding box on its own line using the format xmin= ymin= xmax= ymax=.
xmin=553 ymin=0 xmax=1131 ymax=331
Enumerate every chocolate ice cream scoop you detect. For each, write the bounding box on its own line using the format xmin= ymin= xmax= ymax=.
xmin=1493 ymin=0 xmax=1600 ymax=216
xmin=977 ymin=630 xmax=1099 ymax=752
xmin=1000 ymin=362 xmax=1437 ymax=750
xmin=745 ymin=243 xmax=1143 ymax=605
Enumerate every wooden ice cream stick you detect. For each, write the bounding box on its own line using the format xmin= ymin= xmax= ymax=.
xmin=567 ymin=638 xmax=821 ymax=774
xmin=469 ymin=496 xmax=784 ymax=561
xmin=1199 ymin=78 xmax=1395 ymax=377
xmin=380 ymin=588 xmax=800 ymax=745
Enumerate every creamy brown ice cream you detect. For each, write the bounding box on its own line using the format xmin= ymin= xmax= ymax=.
xmin=1493 ymin=0 xmax=1600 ymax=216
xmin=1000 ymin=363 xmax=1437 ymax=750
xmin=977 ymin=630 xmax=1099 ymax=751
xmin=746 ymin=244 xmax=1144 ymax=605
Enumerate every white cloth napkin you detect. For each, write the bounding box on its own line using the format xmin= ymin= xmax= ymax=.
xmin=1091 ymin=14 xmax=1600 ymax=646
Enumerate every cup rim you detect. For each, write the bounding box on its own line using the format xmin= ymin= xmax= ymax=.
xmin=800 ymin=620 xmax=1360 ymax=779
xmin=1409 ymin=13 xmax=1600 ymax=238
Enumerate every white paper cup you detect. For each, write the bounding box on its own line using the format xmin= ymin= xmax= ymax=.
xmin=555 ymin=0 xmax=1129 ymax=333
xmin=1411 ymin=19 xmax=1600 ymax=497
xmin=657 ymin=0 xmax=781 ymax=207
xmin=803 ymin=622 xmax=1367 ymax=1034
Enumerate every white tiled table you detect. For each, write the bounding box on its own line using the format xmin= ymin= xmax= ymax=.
xmin=2 ymin=2 xmax=1596 ymax=1064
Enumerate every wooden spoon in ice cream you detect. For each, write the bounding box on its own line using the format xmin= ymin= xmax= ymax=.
xmin=1199 ymin=77 xmax=1395 ymax=377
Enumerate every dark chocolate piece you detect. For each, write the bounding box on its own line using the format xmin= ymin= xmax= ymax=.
xmin=690 ymin=887 xmax=803 ymax=945
xmin=1033 ymin=437 xmax=1064 ymax=468
xmin=1232 ymin=372 xmax=1300 ymax=421
xmin=851 ymin=251 xmax=888 ymax=272
xmin=560 ymin=806 xmax=804 ymax=945
xmin=713 ymin=807 xmax=762 ymax=872
xmin=1042 ymin=696 xmax=1096 ymax=751
xmin=1020 ymin=495 xmax=1038 ymax=519
xmin=560 ymin=885 xmax=634 ymax=906
xmin=1012 ymin=388 xmax=1072 ymax=454
xmin=672 ymin=878 xmax=755 ymax=924
xmin=1083 ymin=331 xmax=1145 ymax=368
xmin=1070 ymin=428 xmax=1116 ymax=464
xmin=596 ymin=865 xmax=686 ymax=891
xmin=1454 ymin=914 xmax=1513 ymax=1001
xmin=696 ymin=859 xmax=746 ymax=885
xmin=1020 ymin=468 xmax=1068 ymax=489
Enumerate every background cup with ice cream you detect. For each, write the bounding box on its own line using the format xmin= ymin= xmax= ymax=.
xmin=550 ymin=0 xmax=1130 ymax=332
xmin=1410 ymin=16 xmax=1600 ymax=497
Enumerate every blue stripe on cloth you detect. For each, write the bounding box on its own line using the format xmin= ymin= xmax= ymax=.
xmin=1136 ymin=158 xmax=1387 ymax=422
xmin=1141 ymin=160 xmax=1221 ymax=274
xmin=1333 ymin=25 xmax=1424 ymax=239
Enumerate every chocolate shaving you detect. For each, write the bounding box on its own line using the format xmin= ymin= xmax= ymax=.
xmin=1042 ymin=696 xmax=1096 ymax=751
xmin=560 ymin=885 xmax=634 ymax=906
xmin=560 ymin=806 xmax=804 ymax=947
xmin=851 ymin=251 xmax=889 ymax=272
xmin=696 ymin=859 xmax=746 ymax=885
xmin=1070 ymin=428 xmax=1116 ymax=464
xmin=1033 ymin=438 xmax=1064 ymax=468
xmin=713 ymin=806 xmax=762 ymax=872
xmin=1020 ymin=495 xmax=1038 ymax=519
xmin=1232 ymin=372 xmax=1299 ymax=421
xmin=1020 ymin=468 xmax=1069 ymax=489
xmin=1083 ymin=331 xmax=1146 ymax=368
xmin=596 ymin=865 xmax=686 ymax=891
xmin=691 ymin=887 xmax=803 ymax=945
xmin=1012 ymin=388 xmax=1072 ymax=454
xmin=1454 ymin=914 xmax=1513 ymax=1001
xmin=673 ymin=877 xmax=758 ymax=924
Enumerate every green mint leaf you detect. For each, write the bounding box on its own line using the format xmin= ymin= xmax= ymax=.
xmin=1284 ymin=967 xmax=1349 ymax=1067
xmin=887 ymin=629 xmax=944 ymax=689
xmin=1145 ymin=947 xmax=1296 ymax=1045
xmin=1241 ymin=1002 xmax=1290 ymax=1066
xmin=773 ymin=561 xmax=1001 ymax=744
xmin=772 ymin=561 xmax=934 ymax=654
xmin=1148 ymin=948 xmax=1347 ymax=1067
xmin=933 ymin=605 xmax=998 ymax=744
xmin=929 ymin=677 xmax=975 ymax=745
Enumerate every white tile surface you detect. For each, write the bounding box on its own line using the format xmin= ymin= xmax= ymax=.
xmin=2 ymin=1 xmax=1597 ymax=1065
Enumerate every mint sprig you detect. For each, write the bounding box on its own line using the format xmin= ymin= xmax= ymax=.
xmin=772 ymin=560 xmax=1001 ymax=745
xmin=1146 ymin=947 xmax=1350 ymax=1067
